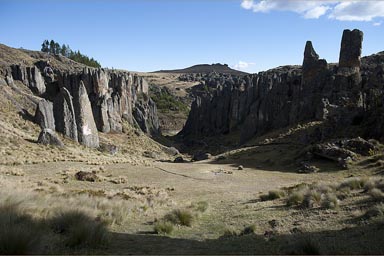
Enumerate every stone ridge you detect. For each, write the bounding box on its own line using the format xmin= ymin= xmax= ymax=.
xmin=180 ymin=29 xmax=384 ymax=143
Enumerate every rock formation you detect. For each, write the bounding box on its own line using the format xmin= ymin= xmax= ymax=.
xmin=54 ymin=87 xmax=78 ymax=142
xmin=180 ymin=29 xmax=382 ymax=144
xmin=11 ymin=65 xmax=46 ymax=95
xmin=5 ymin=59 xmax=160 ymax=148
xmin=35 ymin=99 xmax=55 ymax=130
xmin=73 ymin=81 xmax=99 ymax=148
xmin=37 ymin=128 xmax=64 ymax=147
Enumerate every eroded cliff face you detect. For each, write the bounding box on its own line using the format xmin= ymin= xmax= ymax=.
xmin=180 ymin=29 xmax=384 ymax=143
xmin=2 ymin=58 xmax=160 ymax=148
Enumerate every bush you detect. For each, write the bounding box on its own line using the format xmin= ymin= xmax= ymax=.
xmin=50 ymin=210 xmax=109 ymax=248
xmin=154 ymin=220 xmax=174 ymax=234
xmin=260 ymin=190 xmax=285 ymax=201
xmin=164 ymin=209 xmax=194 ymax=227
xmin=150 ymin=90 xmax=189 ymax=114
xmin=287 ymin=191 xmax=305 ymax=206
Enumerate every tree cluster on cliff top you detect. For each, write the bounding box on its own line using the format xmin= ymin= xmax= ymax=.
xmin=41 ymin=40 xmax=101 ymax=68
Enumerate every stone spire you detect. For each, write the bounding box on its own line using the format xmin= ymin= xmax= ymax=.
xmin=339 ymin=29 xmax=363 ymax=69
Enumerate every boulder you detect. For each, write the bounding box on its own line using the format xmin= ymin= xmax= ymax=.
xmin=311 ymin=143 xmax=357 ymax=162
xmin=162 ymin=146 xmax=180 ymax=156
xmin=192 ymin=152 xmax=212 ymax=161
xmin=35 ymin=99 xmax=55 ymax=130
xmin=75 ymin=171 xmax=98 ymax=182
xmin=28 ymin=66 xmax=46 ymax=95
xmin=339 ymin=137 xmax=377 ymax=156
xmin=73 ymin=81 xmax=99 ymax=148
xmin=174 ymin=156 xmax=184 ymax=163
xmin=37 ymin=128 xmax=64 ymax=147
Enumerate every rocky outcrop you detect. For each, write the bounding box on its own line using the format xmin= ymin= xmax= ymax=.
xmin=11 ymin=65 xmax=45 ymax=95
xmin=54 ymin=87 xmax=78 ymax=142
xmin=133 ymin=98 xmax=160 ymax=135
xmin=339 ymin=29 xmax=363 ymax=69
xmin=35 ymin=99 xmax=55 ymax=130
xmin=37 ymin=128 xmax=64 ymax=147
xmin=181 ymin=29 xmax=381 ymax=144
xmin=73 ymin=81 xmax=99 ymax=148
xmin=8 ymin=60 xmax=160 ymax=148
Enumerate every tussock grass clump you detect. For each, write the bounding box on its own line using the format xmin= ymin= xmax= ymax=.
xmin=285 ymin=182 xmax=341 ymax=209
xmin=339 ymin=177 xmax=367 ymax=190
xmin=369 ymin=188 xmax=384 ymax=201
xmin=287 ymin=191 xmax=305 ymax=206
xmin=321 ymin=193 xmax=339 ymax=209
xmin=302 ymin=190 xmax=322 ymax=208
xmin=260 ymin=190 xmax=285 ymax=201
xmin=154 ymin=220 xmax=174 ymax=234
xmin=50 ymin=210 xmax=109 ymax=248
xmin=222 ymin=227 xmax=239 ymax=237
xmin=240 ymin=224 xmax=257 ymax=235
xmin=363 ymin=203 xmax=384 ymax=220
xmin=164 ymin=209 xmax=194 ymax=227
xmin=0 ymin=200 xmax=42 ymax=254
xmin=194 ymin=201 xmax=209 ymax=212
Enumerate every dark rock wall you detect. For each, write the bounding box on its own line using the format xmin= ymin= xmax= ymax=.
xmin=181 ymin=29 xmax=384 ymax=143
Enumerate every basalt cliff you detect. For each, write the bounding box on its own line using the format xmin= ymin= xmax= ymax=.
xmin=180 ymin=29 xmax=384 ymax=144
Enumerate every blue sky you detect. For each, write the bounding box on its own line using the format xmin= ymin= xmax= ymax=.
xmin=0 ymin=0 xmax=383 ymax=73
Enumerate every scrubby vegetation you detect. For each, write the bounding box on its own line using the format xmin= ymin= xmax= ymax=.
xmin=41 ymin=39 xmax=101 ymax=68
xmin=260 ymin=190 xmax=285 ymax=201
xmin=164 ymin=209 xmax=195 ymax=227
xmin=50 ymin=210 xmax=109 ymax=248
xmin=154 ymin=220 xmax=174 ymax=234
xmin=149 ymin=87 xmax=189 ymax=114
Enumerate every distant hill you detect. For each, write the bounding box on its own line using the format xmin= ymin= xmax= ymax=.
xmin=154 ymin=63 xmax=249 ymax=76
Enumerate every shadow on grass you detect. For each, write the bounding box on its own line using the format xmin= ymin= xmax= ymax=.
xmin=0 ymin=203 xmax=109 ymax=254
xmin=106 ymin=221 xmax=384 ymax=255
xmin=2 ymin=199 xmax=384 ymax=254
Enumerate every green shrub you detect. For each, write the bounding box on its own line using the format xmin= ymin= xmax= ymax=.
xmin=164 ymin=209 xmax=194 ymax=227
xmin=150 ymin=91 xmax=189 ymax=114
xmin=260 ymin=190 xmax=285 ymax=201
xmin=154 ymin=220 xmax=174 ymax=234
